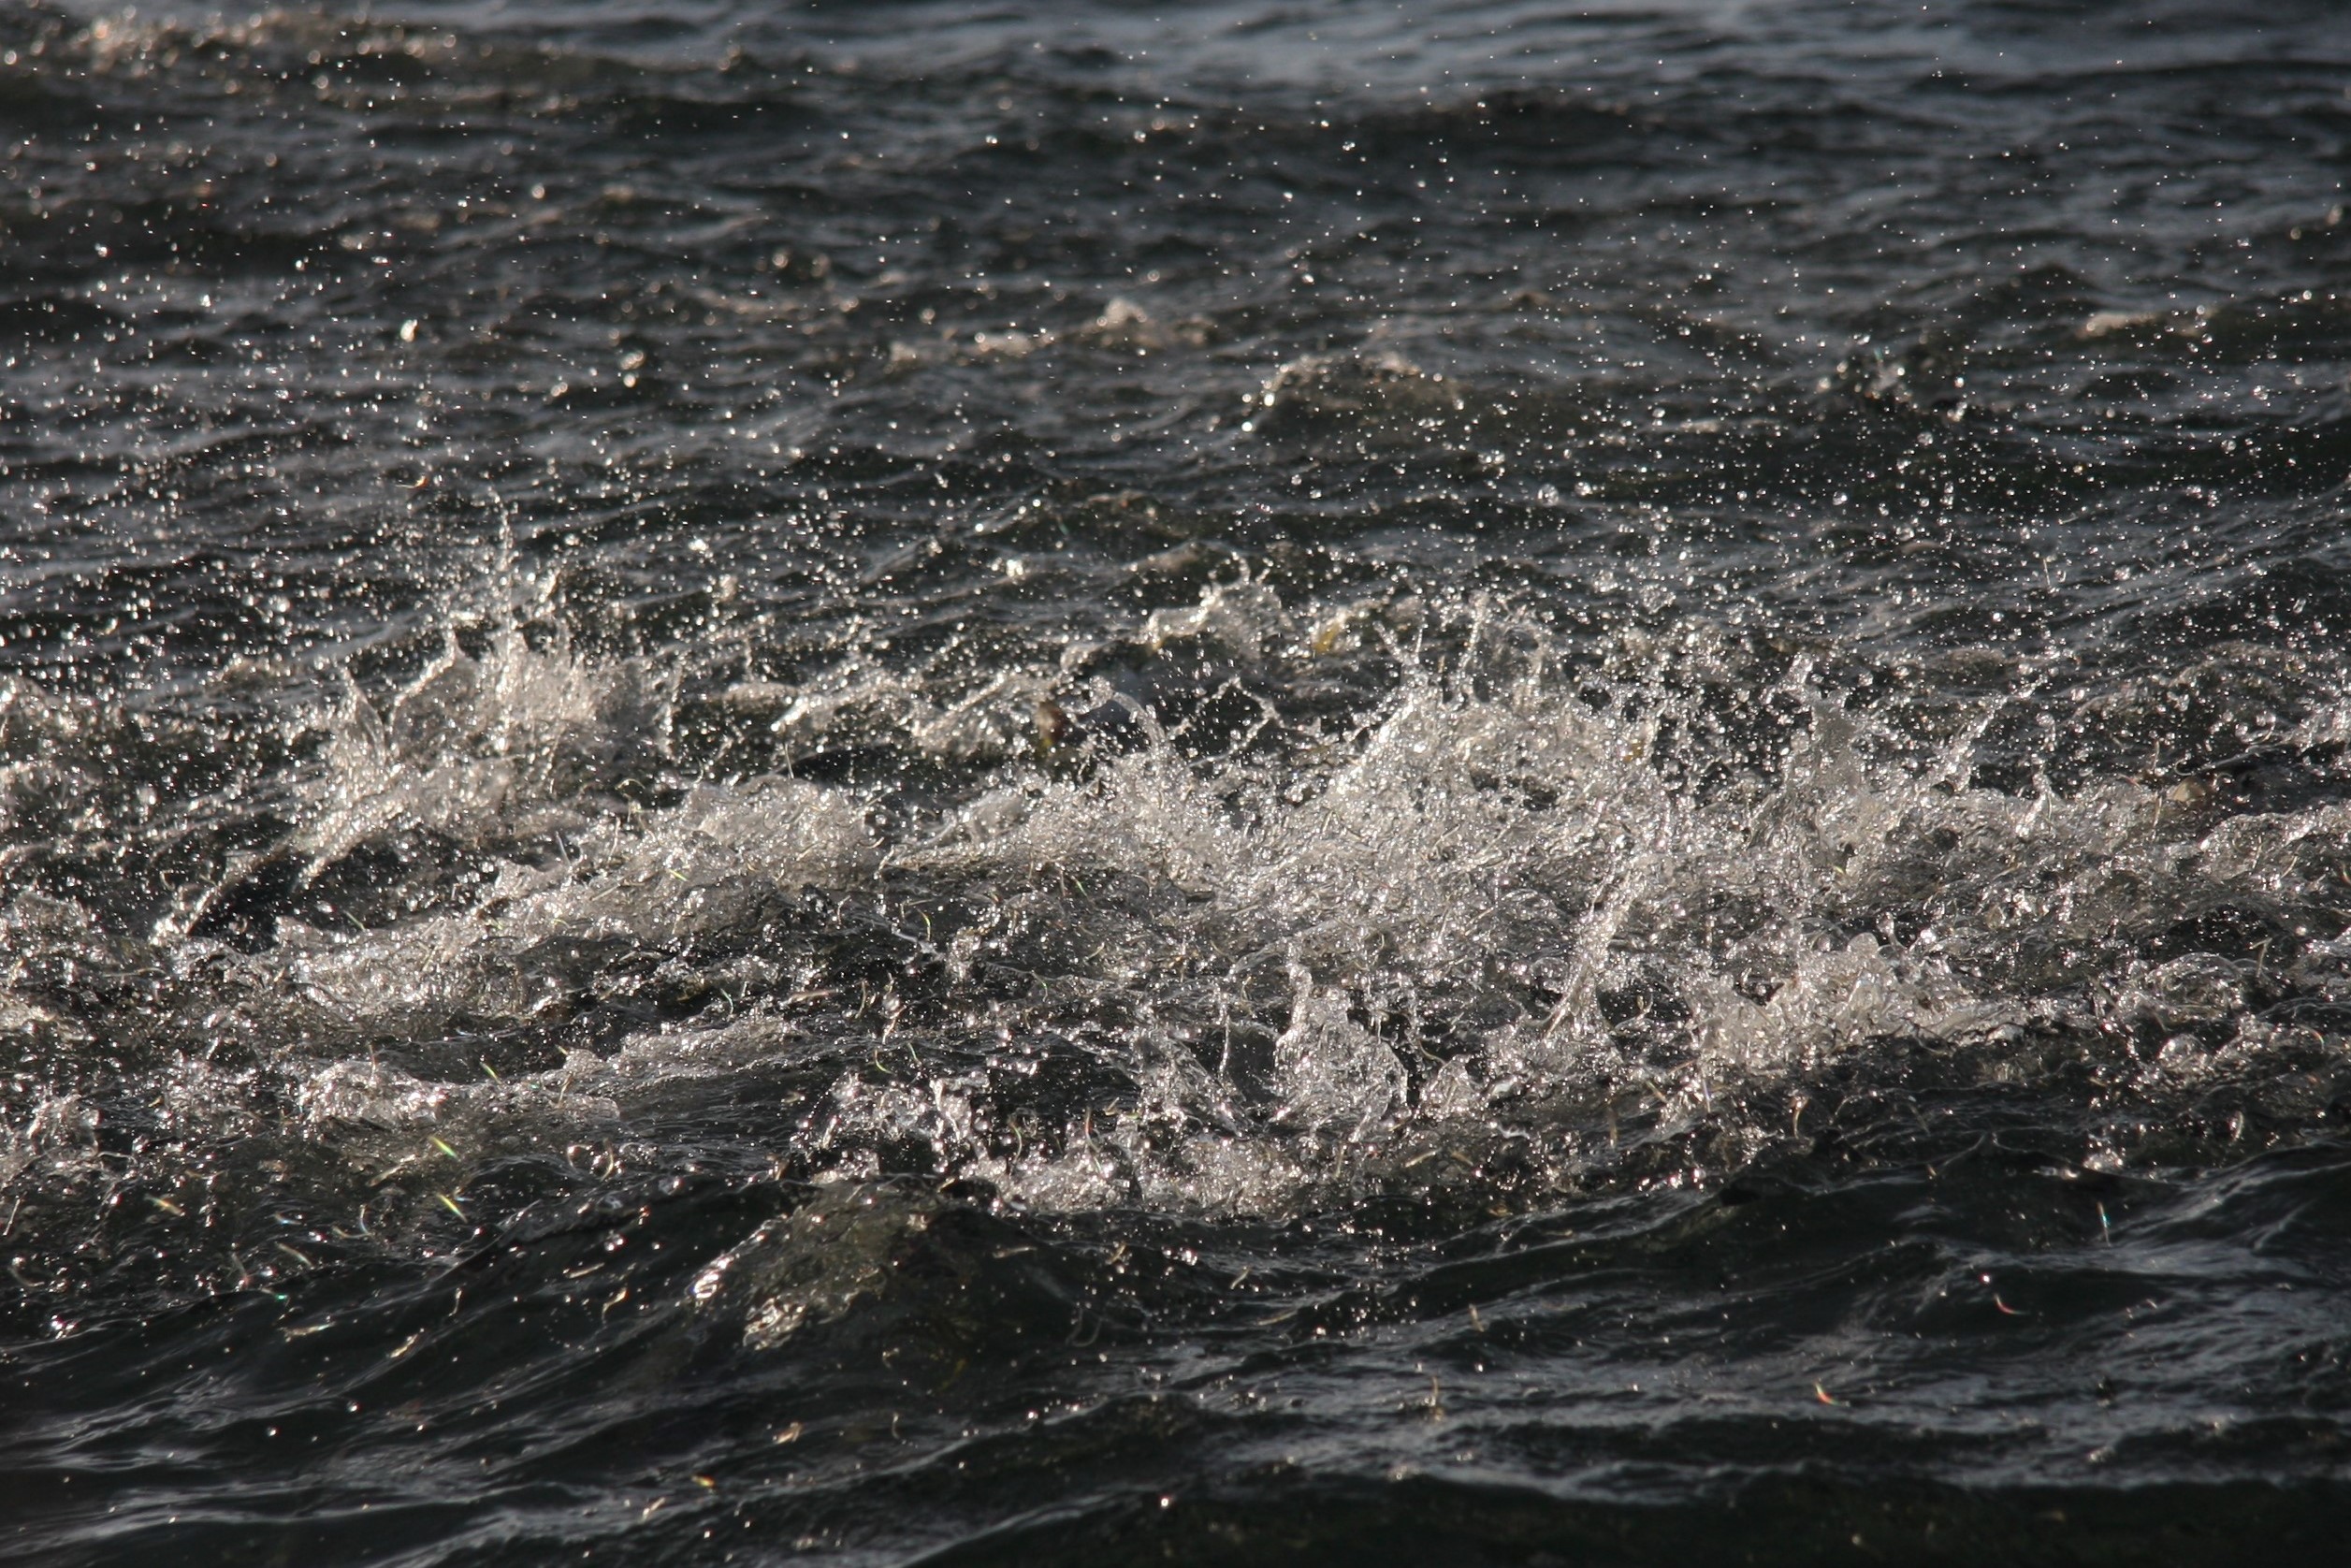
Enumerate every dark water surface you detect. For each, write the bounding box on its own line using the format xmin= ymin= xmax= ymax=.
xmin=6 ymin=0 xmax=2351 ymax=1561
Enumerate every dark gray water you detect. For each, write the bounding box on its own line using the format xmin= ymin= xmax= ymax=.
xmin=5 ymin=1 xmax=2351 ymax=1561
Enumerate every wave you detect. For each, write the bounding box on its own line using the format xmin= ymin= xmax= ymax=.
xmin=8 ymin=579 xmax=2347 ymax=1328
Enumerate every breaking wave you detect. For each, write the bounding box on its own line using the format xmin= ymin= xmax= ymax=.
xmin=10 ymin=581 xmax=2350 ymax=1327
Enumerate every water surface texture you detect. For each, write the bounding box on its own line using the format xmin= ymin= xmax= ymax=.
xmin=7 ymin=1 xmax=2351 ymax=1561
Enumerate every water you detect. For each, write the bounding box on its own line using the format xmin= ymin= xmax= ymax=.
xmin=5 ymin=0 xmax=2351 ymax=1560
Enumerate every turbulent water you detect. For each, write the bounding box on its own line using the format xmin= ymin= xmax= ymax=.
xmin=6 ymin=0 xmax=2351 ymax=1561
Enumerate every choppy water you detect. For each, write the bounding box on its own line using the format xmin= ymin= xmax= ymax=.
xmin=5 ymin=0 xmax=2351 ymax=1561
